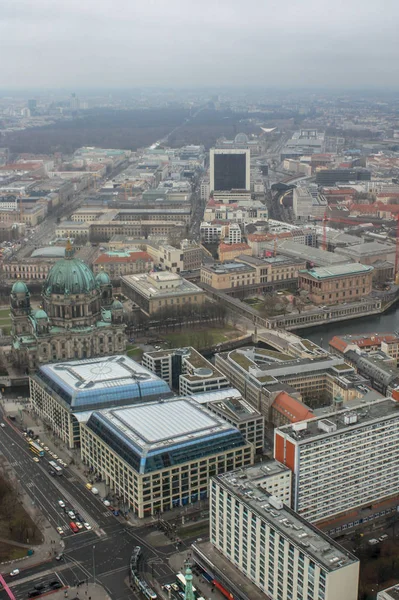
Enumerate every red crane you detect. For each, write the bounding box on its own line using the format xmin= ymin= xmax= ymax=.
xmin=395 ymin=215 xmax=399 ymax=285
xmin=322 ymin=211 xmax=328 ymax=251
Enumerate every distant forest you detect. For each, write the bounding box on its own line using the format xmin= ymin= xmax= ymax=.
xmin=2 ymin=107 xmax=293 ymax=156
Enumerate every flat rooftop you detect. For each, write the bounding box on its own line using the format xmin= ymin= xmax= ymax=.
xmin=263 ymin=240 xmax=350 ymax=266
xmin=35 ymin=355 xmax=172 ymax=410
xmin=378 ymin=586 xmax=399 ymax=600
xmin=209 ymin=396 xmax=263 ymax=422
xmin=277 ymin=397 xmax=399 ymax=442
xmin=300 ymin=263 xmax=374 ymax=280
xmin=121 ymin=273 xmax=203 ymax=299
xmin=224 ymin=347 xmax=351 ymax=381
xmin=89 ymin=397 xmax=244 ymax=454
xmin=216 ymin=469 xmax=358 ymax=572
xmin=202 ymin=262 xmax=255 ymax=274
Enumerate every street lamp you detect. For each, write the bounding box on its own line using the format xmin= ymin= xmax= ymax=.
xmin=92 ymin=545 xmax=96 ymax=584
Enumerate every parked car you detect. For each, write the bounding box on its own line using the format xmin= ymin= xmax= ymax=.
xmin=58 ymin=500 xmax=65 ymax=508
xmin=56 ymin=527 xmax=64 ymax=535
xmin=55 ymin=553 xmax=64 ymax=561
xmin=9 ymin=569 xmax=20 ymax=577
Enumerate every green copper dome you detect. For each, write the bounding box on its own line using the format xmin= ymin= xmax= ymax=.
xmin=44 ymin=258 xmax=97 ymax=296
xmin=96 ymin=271 xmax=111 ymax=285
xmin=111 ymin=299 xmax=123 ymax=310
xmin=35 ymin=309 xmax=48 ymax=320
xmin=11 ymin=281 xmax=29 ymax=294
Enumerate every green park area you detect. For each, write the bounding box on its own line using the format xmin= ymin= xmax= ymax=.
xmin=126 ymin=344 xmax=144 ymax=361
xmin=163 ymin=325 xmax=240 ymax=350
xmin=0 ymin=473 xmax=42 ymax=561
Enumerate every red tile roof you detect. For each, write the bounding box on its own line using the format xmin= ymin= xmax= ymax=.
xmin=219 ymin=243 xmax=251 ymax=252
xmin=330 ymin=334 xmax=399 ymax=352
xmin=272 ymin=392 xmax=313 ymax=423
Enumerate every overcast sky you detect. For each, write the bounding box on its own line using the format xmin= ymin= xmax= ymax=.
xmin=1 ymin=0 xmax=399 ymax=89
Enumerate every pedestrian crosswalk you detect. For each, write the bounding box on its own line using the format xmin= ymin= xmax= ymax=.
xmin=102 ymin=510 xmax=114 ymax=518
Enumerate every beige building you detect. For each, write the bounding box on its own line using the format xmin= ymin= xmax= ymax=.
xmin=121 ymin=271 xmax=205 ymax=315
xmin=298 ymin=263 xmax=374 ymax=305
xmin=93 ymin=250 xmax=153 ymax=278
xmin=80 ymin=398 xmax=254 ymax=518
xmin=218 ymin=242 xmax=251 ymax=263
xmin=201 ymin=262 xmax=256 ymax=290
xmin=236 ymin=254 xmax=306 ymax=284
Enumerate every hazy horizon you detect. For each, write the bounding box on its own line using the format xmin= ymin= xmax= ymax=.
xmin=1 ymin=0 xmax=399 ymax=90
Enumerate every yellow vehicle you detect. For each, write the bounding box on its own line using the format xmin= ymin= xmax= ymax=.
xmin=85 ymin=483 xmax=93 ymax=491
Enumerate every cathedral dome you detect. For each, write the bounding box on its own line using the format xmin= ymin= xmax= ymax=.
xmin=96 ymin=271 xmax=111 ymax=285
xmin=12 ymin=281 xmax=29 ymax=294
xmin=44 ymin=258 xmax=97 ymax=296
xmin=35 ymin=309 xmax=48 ymax=320
xmin=111 ymin=299 xmax=123 ymax=310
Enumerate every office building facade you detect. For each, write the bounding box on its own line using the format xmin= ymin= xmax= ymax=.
xmin=210 ymin=149 xmax=250 ymax=192
xmin=210 ymin=469 xmax=359 ymax=600
xmin=80 ymin=398 xmax=254 ymax=518
xmin=274 ymin=398 xmax=399 ymax=525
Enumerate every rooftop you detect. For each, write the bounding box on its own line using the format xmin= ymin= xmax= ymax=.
xmin=216 ymin=468 xmax=358 ymax=572
xmin=263 ymin=240 xmax=349 ymax=267
xmin=330 ymin=333 xmax=399 ymax=353
xmin=31 ymin=247 xmax=66 ymax=258
xmin=224 ymin=347 xmax=352 ymax=382
xmin=378 ymin=585 xmax=399 ymax=600
xmin=202 ymin=262 xmax=255 ymax=275
xmin=336 ymin=241 xmax=395 ymax=257
xmin=121 ymin=272 xmax=204 ymax=299
xmin=272 ymin=392 xmax=314 ymax=423
xmin=209 ymin=396 xmax=263 ymax=423
xmin=34 ymin=355 xmax=172 ymax=411
xmin=85 ymin=397 xmax=247 ymax=473
xmin=277 ymin=397 xmax=399 ymax=443
xmin=300 ymin=263 xmax=373 ymax=280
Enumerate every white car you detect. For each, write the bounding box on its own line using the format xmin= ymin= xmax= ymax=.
xmin=53 ymin=454 xmax=58 ymax=460
xmin=57 ymin=458 xmax=63 ymax=464
xmin=83 ymin=522 xmax=92 ymax=530
xmin=76 ymin=522 xmax=83 ymax=530
xmin=44 ymin=446 xmax=49 ymax=451
xmin=32 ymin=457 xmax=40 ymax=463
xmin=103 ymin=500 xmax=111 ymax=507
xmin=58 ymin=500 xmax=65 ymax=508
xmin=67 ymin=510 xmax=75 ymax=519
xmin=0 ymin=423 xmax=5 ymax=428
xmin=9 ymin=569 xmax=20 ymax=577
xmin=56 ymin=527 xmax=64 ymax=535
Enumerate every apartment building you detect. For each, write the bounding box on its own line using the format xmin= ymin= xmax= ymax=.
xmin=298 ymin=264 xmax=374 ymax=305
xmin=209 ymin=469 xmax=359 ymax=600
xmin=378 ymin=585 xmax=399 ymax=600
xmin=142 ymin=346 xmax=230 ymax=395
xmin=274 ymin=397 xmax=399 ymax=526
xmin=329 ymin=333 xmax=399 ymax=365
xmin=80 ymin=397 xmax=254 ymax=518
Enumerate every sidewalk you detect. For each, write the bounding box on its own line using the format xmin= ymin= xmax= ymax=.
xmin=46 ymin=583 xmax=110 ymax=599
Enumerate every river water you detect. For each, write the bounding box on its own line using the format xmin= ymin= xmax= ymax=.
xmin=296 ymin=304 xmax=399 ymax=350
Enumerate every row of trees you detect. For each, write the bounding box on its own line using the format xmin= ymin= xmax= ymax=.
xmin=125 ymin=301 xmax=227 ymax=333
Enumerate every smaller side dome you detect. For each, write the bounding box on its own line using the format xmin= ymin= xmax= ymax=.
xmin=234 ymin=132 xmax=249 ymax=144
xmin=12 ymin=281 xmax=29 ymax=294
xmin=96 ymin=271 xmax=111 ymax=285
xmin=111 ymin=299 xmax=123 ymax=310
xmin=35 ymin=309 xmax=48 ymax=320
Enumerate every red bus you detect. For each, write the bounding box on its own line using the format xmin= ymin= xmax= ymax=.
xmin=69 ymin=522 xmax=79 ymax=533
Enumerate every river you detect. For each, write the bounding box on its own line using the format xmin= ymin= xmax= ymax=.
xmin=296 ymin=304 xmax=399 ymax=350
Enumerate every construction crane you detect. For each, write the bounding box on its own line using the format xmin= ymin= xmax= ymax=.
xmin=322 ymin=211 xmax=328 ymax=252
xmin=395 ymin=215 xmax=399 ymax=285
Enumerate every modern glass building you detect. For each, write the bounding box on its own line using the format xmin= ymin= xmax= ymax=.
xmin=80 ymin=397 xmax=254 ymax=517
xmin=29 ymin=355 xmax=172 ymax=448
